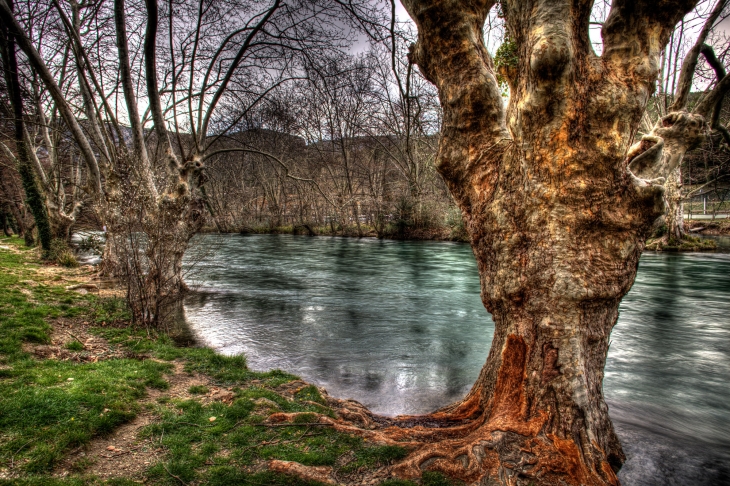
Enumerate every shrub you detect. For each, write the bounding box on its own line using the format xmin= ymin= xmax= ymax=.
xmin=78 ymin=233 xmax=105 ymax=253
xmin=446 ymin=207 xmax=468 ymax=242
xmin=57 ymin=251 xmax=79 ymax=268
xmin=46 ymin=239 xmax=79 ymax=267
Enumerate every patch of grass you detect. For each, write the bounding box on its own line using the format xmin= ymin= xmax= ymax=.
xmin=378 ymin=473 xmax=464 ymax=486
xmin=0 ymin=237 xmax=172 ymax=473
xmin=69 ymin=455 xmax=94 ymax=473
xmin=0 ymin=479 xmax=88 ymax=486
xmin=422 ymin=471 xmax=465 ymax=486
xmin=294 ymin=384 xmax=326 ymax=405
xmin=0 ymin=479 xmax=141 ymax=486
xmin=0 ymin=243 xmax=52 ymax=358
xmin=65 ymin=340 xmax=84 ymax=351
xmin=141 ymin=392 xmax=407 ymax=485
xmin=94 ymin=325 xmax=297 ymax=387
xmin=0 ymin=357 xmax=171 ymax=473
xmin=88 ymin=297 xmax=131 ymax=324
xmin=205 ymin=468 xmax=327 ymax=486
xmin=341 ymin=444 xmax=409 ymax=472
xmin=188 ymin=385 xmax=209 ymax=395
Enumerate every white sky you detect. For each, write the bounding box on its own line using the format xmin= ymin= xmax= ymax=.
xmin=386 ymin=0 xmax=729 ymax=93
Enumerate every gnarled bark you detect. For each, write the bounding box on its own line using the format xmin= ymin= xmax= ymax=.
xmin=382 ymin=0 xmax=702 ymax=484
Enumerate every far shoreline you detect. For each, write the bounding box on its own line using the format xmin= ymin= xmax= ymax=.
xmin=195 ymin=222 xmax=730 ymax=252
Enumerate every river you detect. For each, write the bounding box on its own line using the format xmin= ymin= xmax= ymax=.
xmin=182 ymin=234 xmax=730 ymax=485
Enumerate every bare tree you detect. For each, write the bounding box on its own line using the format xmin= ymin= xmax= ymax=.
xmin=0 ymin=0 xmax=358 ymax=325
xmin=648 ymin=0 xmax=730 ymax=244
xmin=0 ymin=0 xmax=52 ymax=251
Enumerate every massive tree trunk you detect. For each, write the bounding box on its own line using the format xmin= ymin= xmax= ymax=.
xmin=388 ymin=0 xmax=703 ymax=484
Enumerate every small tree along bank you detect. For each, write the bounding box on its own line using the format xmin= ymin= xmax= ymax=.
xmin=0 ymin=0 xmax=363 ymax=326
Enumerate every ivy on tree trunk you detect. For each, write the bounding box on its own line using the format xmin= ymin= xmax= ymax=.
xmin=0 ymin=7 xmax=52 ymax=252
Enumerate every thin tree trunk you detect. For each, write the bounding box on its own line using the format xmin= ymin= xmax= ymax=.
xmin=0 ymin=9 xmax=52 ymax=252
xmin=1 ymin=206 xmax=11 ymax=236
xmin=0 ymin=0 xmax=102 ymax=194
xmin=114 ymin=0 xmax=156 ymax=200
xmin=666 ymin=166 xmax=684 ymax=242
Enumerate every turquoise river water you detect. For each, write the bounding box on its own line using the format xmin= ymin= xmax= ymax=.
xmin=183 ymin=234 xmax=730 ymax=485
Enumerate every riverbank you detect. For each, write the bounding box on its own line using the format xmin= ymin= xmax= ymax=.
xmin=0 ymin=237 xmax=458 ymax=486
xmin=686 ymin=219 xmax=730 ymax=235
xmin=204 ymin=220 xmax=730 ymax=249
xmin=643 ymin=220 xmax=730 ymax=252
xmin=203 ymin=223 xmax=470 ymax=243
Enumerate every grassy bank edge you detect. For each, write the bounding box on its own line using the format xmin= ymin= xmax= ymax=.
xmin=0 ymin=236 xmax=459 ymax=486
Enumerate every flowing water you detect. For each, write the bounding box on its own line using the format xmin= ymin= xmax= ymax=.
xmin=183 ymin=234 xmax=730 ymax=485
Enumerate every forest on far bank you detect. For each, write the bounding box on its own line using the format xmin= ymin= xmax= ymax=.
xmin=2 ymin=0 xmax=728 ymax=251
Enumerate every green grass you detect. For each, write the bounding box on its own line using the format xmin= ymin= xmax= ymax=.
xmin=0 ymin=237 xmax=170 ymax=474
xmin=0 ymin=236 xmax=423 ymax=485
xmin=140 ymin=390 xmax=408 ymax=485
xmin=65 ymin=340 xmax=84 ymax=351
xmin=187 ymin=384 xmax=209 ymax=395
xmin=94 ymin=325 xmax=298 ymax=387
xmin=294 ymin=384 xmax=327 ymax=404
xmin=0 ymin=358 xmax=170 ymax=473
xmin=379 ymin=472 xmax=464 ymax=486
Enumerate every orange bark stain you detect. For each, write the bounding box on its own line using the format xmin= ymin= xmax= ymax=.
xmin=546 ymin=433 xmax=590 ymax=484
xmin=601 ymin=460 xmax=621 ymax=486
xmin=430 ymin=390 xmax=483 ymax=421
xmin=487 ymin=334 xmax=546 ymax=437
xmin=268 ymin=460 xmax=336 ymax=485
xmin=263 ymin=339 xmax=617 ymax=485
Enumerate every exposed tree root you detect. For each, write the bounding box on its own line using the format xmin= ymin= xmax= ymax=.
xmin=268 ymin=460 xmax=337 ymax=485
xmin=266 ymin=395 xmax=618 ymax=485
xmin=266 ymin=406 xmax=619 ymax=485
xmin=269 ymin=343 xmax=620 ymax=485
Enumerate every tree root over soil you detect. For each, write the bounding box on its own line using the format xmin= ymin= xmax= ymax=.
xmin=267 ymin=404 xmax=618 ymax=486
xmin=273 ymin=371 xmax=620 ymax=486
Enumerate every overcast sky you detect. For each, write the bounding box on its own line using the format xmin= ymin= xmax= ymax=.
xmin=361 ymin=0 xmax=730 ymax=93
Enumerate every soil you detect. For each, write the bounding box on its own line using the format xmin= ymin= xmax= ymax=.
xmin=24 ymin=317 xmax=134 ymax=362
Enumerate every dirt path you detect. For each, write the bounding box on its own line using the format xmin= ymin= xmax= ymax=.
xmin=53 ymin=361 xmax=236 ymax=481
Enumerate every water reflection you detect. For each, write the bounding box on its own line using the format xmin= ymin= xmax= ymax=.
xmin=183 ymin=234 xmax=730 ymax=485
xmin=184 ymin=235 xmax=489 ymax=414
